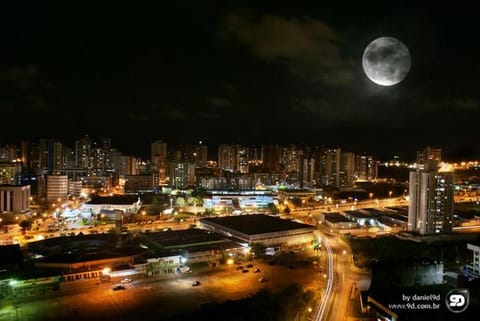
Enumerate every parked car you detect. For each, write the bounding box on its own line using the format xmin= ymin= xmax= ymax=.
xmin=192 ymin=280 xmax=201 ymax=287
xmin=242 ymin=269 xmax=249 ymax=273
xmin=258 ymin=277 xmax=267 ymax=282
xmin=254 ymin=268 xmax=261 ymax=273
xmin=246 ymin=264 xmax=254 ymax=268
xmin=112 ymin=285 xmax=126 ymax=291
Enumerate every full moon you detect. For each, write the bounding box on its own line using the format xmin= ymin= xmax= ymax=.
xmin=362 ymin=36 xmax=411 ymax=86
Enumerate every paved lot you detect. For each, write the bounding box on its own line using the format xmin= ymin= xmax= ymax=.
xmin=0 ymin=255 xmax=325 ymax=321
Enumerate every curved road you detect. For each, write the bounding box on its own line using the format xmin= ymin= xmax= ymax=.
xmin=315 ymin=236 xmax=333 ymax=321
xmin=314 ymin=232 xmax=371 ymax=321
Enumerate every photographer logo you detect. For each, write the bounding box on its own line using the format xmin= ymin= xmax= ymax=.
xmin=445 ymin=289 xmax=469 ymax=313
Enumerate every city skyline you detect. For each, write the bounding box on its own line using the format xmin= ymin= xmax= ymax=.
xmin=1 ymin=5 xmax=480 ymax=160
xmin=0 ymin=135 xmax=468 ymax=163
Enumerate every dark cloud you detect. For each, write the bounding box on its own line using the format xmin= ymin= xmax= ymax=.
xmin=426 ymin=98 xmax=480 ymax=111
xmin=290 ymin=97 xmax=354 ymax=121
xmin=196 ymin=112 xmax=221 ymax=119
xmin=206 ymin=97 xmax=234 ymax=108
xmin=0 ymin=65 xmax=52 ymax=113
xmin=221 ymin=13 xmax=354 ymax=86
xmin=156 ymin=107 xmax=185 ymax=119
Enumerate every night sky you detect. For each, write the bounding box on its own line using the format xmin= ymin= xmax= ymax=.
xmin=1 ymin=4 xmax=479 ymax=160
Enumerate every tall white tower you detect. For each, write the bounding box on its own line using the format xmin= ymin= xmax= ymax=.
xmin=408 ymin=165 xmax=454 ymax=235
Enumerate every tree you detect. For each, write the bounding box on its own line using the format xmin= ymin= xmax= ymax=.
xmin=291 ymin=198 xmax=302 ymax=208
xmin=187 ymin=196 xmax=203 ymax=207
xmin=19 ymin=220 xmax=32 ymax=235
xmin=266 ymin=203 xmax=279 ymax=215
xmin=250 ymin=243 xmax=266 ymax=258
xmin=175 ymin=197 xmax=185 ymax=207
xmin=191 ymin=187 xmax=207 ymax=198
xmin=151 ymin=196 xmax=162 ymax=214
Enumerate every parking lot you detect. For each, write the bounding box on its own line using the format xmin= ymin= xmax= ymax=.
xmin=0 ymin=254 xmax=325 ymax=321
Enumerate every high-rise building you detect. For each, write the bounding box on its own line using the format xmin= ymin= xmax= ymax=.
xmin=301 ymin=157 xmax=315 ymax=188
xmin=46 ymin=175 xmax=68 ymax=202
xmin=408 ymin=164 xmax=454 ymax=235
xmin=341 ymin=152 xmax=356 ymax=188
xmin=39 ymin=139 xmax=63 ymax=174
xmin=119 ymin=156 xmax=137 ymax=176
xmin=75 ymin=135 xmax=91 ymax=168
xmin=218 ymin=144 xmax=236 ymax=172
xmin=0 ymin=145 xmax=17 ymax=162
xmin=0 ymin=163 xmax=22 ymax=185
xmin=0 ymin=185 xmax=30 ymax=213
xmin=63 ymin=146 xmax=76 ymax=168
xmin=416 ymin=146 xmax=442 ymax=170
xmin=194 ymin=141 xmax=208 ymax=168
xmin=283 ymin=145 xmax=301 ymax=173
xmin=320 ymin=148 xmax=341 ymax=187
xmin=262 ymin=145 xmax=281 ymax=172
xmin=237 ymin=146 xmax=249 ymax=174
xmin=21 ymin=141 xmax=40 ymax=173
xmin=167 ymin=161 xmax=195 ymax=188
xmin=151 ymin=140 xmax=168 ymax=183
xmin=124 ymin=174 xmax=158 ymax=193
xmin=354 ymin=154 xmax=377 ymax=182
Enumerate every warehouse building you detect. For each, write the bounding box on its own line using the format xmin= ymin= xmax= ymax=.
xmin=199 ymin=214 xmax=316 ymax=250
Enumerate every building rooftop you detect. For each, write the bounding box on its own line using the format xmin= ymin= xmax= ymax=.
xmin=361 ymin=208 xmax=390 ymax=216
xmin=200 ymin=214 xmax=315 ymax=236
xmin=143 ymin=229 xmax=232 ymax=248
xmin=343 ymin=210 xmax=372 ymax=219
xmin=323 ymin=213 xmax=352 ymax=223
xmin=385 ymin=214 xmax=408 ymax=222
xmin=0 ymin=244 xmax=23 ymax=266
xmin=87 ymin=195 xmax=140 ymax=205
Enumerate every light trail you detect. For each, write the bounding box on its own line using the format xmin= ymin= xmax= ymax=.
xmin=315 ymin=237 xmax=334 ymax=321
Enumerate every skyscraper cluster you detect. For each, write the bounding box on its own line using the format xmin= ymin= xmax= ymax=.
xmin=0 ymin=137 xmax=378 ymax=199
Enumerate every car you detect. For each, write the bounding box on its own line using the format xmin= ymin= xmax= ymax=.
xmin=246 ymin=264 xmax=253 ymax=268
xmin=120 ymin=278 xmax=132 ymax=284
xmin=192 ymin=280 xmax=201 ymax=287
xmin=112 ymin=285 xmax=126 ymax=291
xmin=242 ymin=269 xmax=249 ymax=273
xmin=254 ymin=268 xmax=261 ymax=273
xmin=236 ymin=266 xmax=244 ymax=270
xmin=258 ymin=277 xmax=267 ymax=282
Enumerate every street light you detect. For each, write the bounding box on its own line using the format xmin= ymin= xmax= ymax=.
xmin=389 ymin=190 xmax=393 ymax=198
